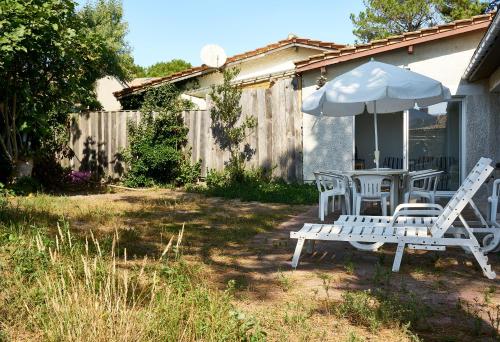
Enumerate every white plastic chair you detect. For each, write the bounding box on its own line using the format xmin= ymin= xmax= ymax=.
xmin=488 ymin=179 xmax=500 ymax=224
xmin=291 ymin=158 xmax=497 ymax=279
xmin=314 ymin=172 xmax=351 ymax=221
xmin=404 ymin=170 xmax=442 ymax=204
xmin=352 ymin=175 xmax=391 ymax=216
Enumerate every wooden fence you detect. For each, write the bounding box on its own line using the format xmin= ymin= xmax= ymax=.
xmin=65 ymin=78 xmax=303 ymax=181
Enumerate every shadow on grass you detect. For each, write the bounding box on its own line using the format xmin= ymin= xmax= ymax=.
xmin=3 ymin=190 xmax=500 ymax=340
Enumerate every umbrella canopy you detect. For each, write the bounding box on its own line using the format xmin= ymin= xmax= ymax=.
xmin=302 ymin=60 xmax=451 ymax=168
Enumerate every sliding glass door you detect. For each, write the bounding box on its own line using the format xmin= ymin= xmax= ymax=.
xmin=407 ymin=100 xmax=462 ymax=192
xmin=352 ymin=99 xmax=463 ymax=194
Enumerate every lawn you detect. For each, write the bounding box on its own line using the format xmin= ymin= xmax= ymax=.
xmin=1 ymin=189 xmax=499 ymax=341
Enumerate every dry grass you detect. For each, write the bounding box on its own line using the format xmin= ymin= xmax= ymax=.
xmin=1 ymin=188 xmax=499 ymax=341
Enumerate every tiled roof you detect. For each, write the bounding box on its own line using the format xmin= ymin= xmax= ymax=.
xmin=127 ymin=77 xmax=161 ymax=87
xmin=114 ymin=37 xmax=345 ymax=98
xmin=295 ymin=13 xmax=495 ymax=72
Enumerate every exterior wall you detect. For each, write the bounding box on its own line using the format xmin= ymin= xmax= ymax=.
xmin=301 ymin=31 xmax=486 ymax=181
xmin=95 ymin=76 xmax=126 ymax=111
xmin=181 ymin=94 xmax=207 ymax=110
xmin=490 ymin=66 xmax=500 ymax=92
xmin=465 ymin=90 xmax=500 ymax=211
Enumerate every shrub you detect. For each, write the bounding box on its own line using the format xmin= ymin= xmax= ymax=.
xmin=196 ymin=168 xmax=317 ymax=205
xmin=335 ymin=289 xmax=428 ymax=333
xmin=209 ymin=68 xmax=257 ymax=182
xmin=32 ymin=153 xmax=72 ymax=191
xmin=123 ymin=84 xmax=200 ymax=187
xmin=10 ymin=176 xmax=41 ymax=195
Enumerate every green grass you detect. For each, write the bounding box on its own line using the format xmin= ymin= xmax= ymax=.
xmin=191 ymin=180 xmax=317 ymax=205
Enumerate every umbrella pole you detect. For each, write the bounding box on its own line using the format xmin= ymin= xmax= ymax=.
xmin=373 ymin=101 xmax=380 ymax=169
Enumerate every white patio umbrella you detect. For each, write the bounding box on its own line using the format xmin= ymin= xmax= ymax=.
xmin=302 ymin=60 xmax=451 ymax=169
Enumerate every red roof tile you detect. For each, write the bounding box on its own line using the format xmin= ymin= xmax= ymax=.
xmin=295 ymin=13 xmax=495 ymax=72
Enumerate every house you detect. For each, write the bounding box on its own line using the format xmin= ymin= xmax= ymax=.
xmin=113 ymin=35 xmax=346 ymax=109
xmin=75 ymin=13 xmax=499 ymax=205
xmin=295 ymin=12 xmax=499 ymax=207
xmin=95 ymin=76 xmax=160 ymax=111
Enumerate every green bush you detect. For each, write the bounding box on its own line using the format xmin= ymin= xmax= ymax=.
xmin=196 ymin=168 xmax=317 ymax=205
xmin=335 ymin=290 xmax=428 ymax=333
xmin=32 ymin=154 xmax=72 ymax=191
xmin=10 ymin=177 xmax=41 ymax=195
xmin=123 ymin=84 xmax=200 ymax=187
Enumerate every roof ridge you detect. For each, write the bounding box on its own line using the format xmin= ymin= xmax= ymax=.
xmin=295 ymin=12 xmax=495 ymax=70
xmin=115 ymin=36 xmax=346 ymax=98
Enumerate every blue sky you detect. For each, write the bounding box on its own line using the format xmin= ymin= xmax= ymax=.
xmin=121 ymin=1 xmax=365 ymax=67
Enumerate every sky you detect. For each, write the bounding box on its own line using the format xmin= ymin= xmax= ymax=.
xmin=121 ymin=1 xmax=366 ymax=67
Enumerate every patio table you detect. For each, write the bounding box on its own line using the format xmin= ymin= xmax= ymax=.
xmin=341 ymin=169 xmax=408 ymax=214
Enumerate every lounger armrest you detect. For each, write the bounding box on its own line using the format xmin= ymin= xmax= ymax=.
xmin=389 ymin=203 xmax=444 ymax=226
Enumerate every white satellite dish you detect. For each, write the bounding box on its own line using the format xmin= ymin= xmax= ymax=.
xmin=200 ymin=44 xmax=227 ymax=68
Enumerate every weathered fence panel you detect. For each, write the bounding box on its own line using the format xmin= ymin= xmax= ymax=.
xmin=65 ymin=77 xmax=303 ymax=181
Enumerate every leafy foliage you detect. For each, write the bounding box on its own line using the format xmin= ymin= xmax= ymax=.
xmin=140 ymin=59 xmax=192 ymax=78
xmin=209 ymin=68 xmax=257 ymax=181
xmin=79 ymin=0 xmax=138 ymax=80
xmin=0 ymin=0 xmax=131 ymax=180
xmin=437 ymin=0 xmax=489 ymax=22
xmin=123 ymin=84 xmax=200 ymax=187
xmin=350 ymin=0 xmax=489 ymax=42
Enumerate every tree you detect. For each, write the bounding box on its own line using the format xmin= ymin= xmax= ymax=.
xmin=209 ymin=68 xmax=257 ymax=181
xmin=350 ymin=0 xmax=489 ymax=42
xmin=79 ymin=0 xmax=137 ymax=80
xmin=0 ymin=0 xmax=128 ymax=178
xmin=123 ymin=84 xmax=199 ymax=187
xmin=437 ymin=0 xmax=489 ymax=22
xmin=143 ymin=59 xmax=192 ymax=78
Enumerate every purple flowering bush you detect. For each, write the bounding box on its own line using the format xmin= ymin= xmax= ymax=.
xmin=68 ymin=171 xmax=92 ymax=184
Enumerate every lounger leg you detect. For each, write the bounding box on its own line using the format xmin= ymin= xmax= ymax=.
xmin=291 ymin=238 xmax=306 ymax=268
xmin=392 ymin=242 xmax=405 ymax=272
xmin=469 ymin=246 xmax=496 ymax=279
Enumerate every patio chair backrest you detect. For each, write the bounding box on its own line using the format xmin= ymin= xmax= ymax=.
xmin=431 ymin=158 xmax=493 ymax=238
xmin=314 ymin=172 xmax=349 ymax=194
xmin=409 ymin=170 xmax=443 ymax=193
xmin=493 ymin=179 xmax=500 ymax=199
xmin=353 ymin=175 xmax=390 ymax=198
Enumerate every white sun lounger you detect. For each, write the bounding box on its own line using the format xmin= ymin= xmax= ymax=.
xmin=291 ymin=158 xmax=497 ymax=279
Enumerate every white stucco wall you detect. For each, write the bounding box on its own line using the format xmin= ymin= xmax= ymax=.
xmin=95 ymin=76 xmax=126 ymax=111
xmin=490 ymin=66 xmax=500 ymax=92
xmin=301 ymin=31 xmax=487 ymax=181
xmin=192 ymin=47 xmax=329 ymax=90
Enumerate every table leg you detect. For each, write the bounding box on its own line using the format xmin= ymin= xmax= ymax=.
xmin=390 ymin=175 xmax=398 ymax=214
